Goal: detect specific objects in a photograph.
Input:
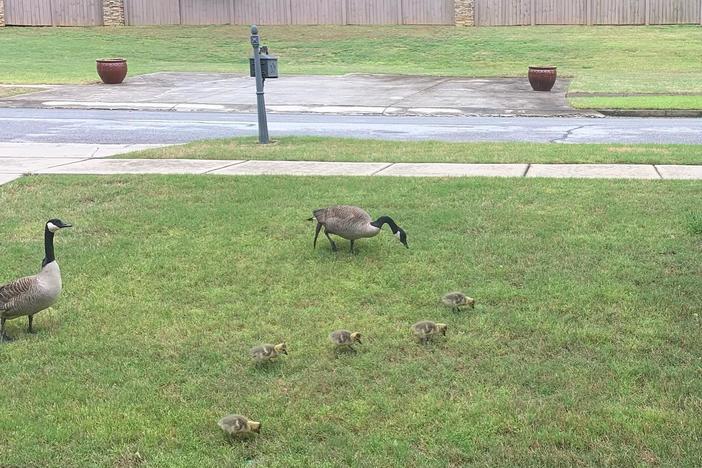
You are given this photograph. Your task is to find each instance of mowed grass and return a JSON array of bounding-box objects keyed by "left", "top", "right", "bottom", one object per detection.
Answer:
[
  {"left": 125, "top": 136, "right": 702, "bottom": 165},
  {"left": 571, "top": 96, "right": 702, "bottom": 110},
  {"left": 0, "top": 175, "right": 701, "bottom": 466},
  {"left": 0, "top": 24, "right": 701, "bottom": 104}
]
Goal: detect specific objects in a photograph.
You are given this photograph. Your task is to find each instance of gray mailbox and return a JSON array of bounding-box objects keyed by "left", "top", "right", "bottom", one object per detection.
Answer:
[{"left": 250, "top": 50, "right": 278, "bottom": 79}]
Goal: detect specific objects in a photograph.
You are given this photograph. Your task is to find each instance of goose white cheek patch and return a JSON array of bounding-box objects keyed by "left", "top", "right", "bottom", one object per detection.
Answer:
[
  {"left": 395, "top": 231, "right": 402, "bottom": 239},
  {"left": 47, "top": 222, "right": 59, "bottom": 233}
]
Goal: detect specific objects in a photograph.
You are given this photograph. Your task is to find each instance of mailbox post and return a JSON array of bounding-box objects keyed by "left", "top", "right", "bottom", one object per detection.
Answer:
[{"left": 249, "top": 25, "right": 278, "bottom": 144}]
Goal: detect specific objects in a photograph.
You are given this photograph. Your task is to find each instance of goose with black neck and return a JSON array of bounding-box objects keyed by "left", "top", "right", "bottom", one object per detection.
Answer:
[
  {"left": 0, "top": 219, "right": 72, "bottom": 342},
  {"left": 308, "top": 205, "right": 408, "bottom": 253}
]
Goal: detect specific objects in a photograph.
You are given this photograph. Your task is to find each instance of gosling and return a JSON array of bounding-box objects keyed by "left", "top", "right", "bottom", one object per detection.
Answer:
[
  {"left": 329, "top": 329, "right": 362, "bottom": 352},
  {"left": 411, "top": 320, "right": 448, "bottom": 345},
  {"left": 441, "top": 292, "right": 475, "bottom": 312},
  {"left": 218, "top": 414, "right": 261, "bottom": 440},
  {"left": 250, "top": 342, "right": 287, "bottom": 362}
]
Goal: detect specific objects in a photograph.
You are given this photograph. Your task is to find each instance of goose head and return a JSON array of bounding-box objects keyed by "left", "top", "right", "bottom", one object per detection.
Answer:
[
  {"left": 436, "top": 323, "right": 448, "bottom": 336},
  {"left": 46, "top": 219, "right": 72, "bottom": 233},
  {"left": 394, "top": 228, "right": 408, "bottom": 249}
]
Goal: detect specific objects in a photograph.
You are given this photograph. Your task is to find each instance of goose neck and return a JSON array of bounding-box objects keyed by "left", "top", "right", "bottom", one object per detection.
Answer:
[{"left": 42, "top": 226, "right": 55, "bottom": 267}]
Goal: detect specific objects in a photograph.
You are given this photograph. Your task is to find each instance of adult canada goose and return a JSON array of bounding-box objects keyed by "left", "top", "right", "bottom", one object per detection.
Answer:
[
  {"left": 0, "top": 219, "right": 72, "bottom": 343},
  {"left": 308, "top": 205, "right": 408, "bottom": 253},
  {"left": 329, "top": 329, "right": 362, "bottom": 352},
  {"left": 218, "top": 414, "right": 261, "bottom": 439},
  {"left": 441, "top": 292, "right": 475, "bottom": 312}
]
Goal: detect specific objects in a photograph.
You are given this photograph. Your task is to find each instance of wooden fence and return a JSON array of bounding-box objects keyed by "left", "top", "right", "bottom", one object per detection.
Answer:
[
  {"left": 475, "top": 0, "right": 702, "bottom": 25},
  {"left": 4, "top": 0, "right": 103, "bottom": 26},
  {"left": 123, "top": 0, "right": 455, "bottom": 25}
]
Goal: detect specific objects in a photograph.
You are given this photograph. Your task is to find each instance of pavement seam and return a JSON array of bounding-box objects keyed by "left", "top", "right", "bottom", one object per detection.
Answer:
[
  {"left": 382, "top": 78, "right": 451, "bottom": 115},
  {"left": 522, "top": 163, "right": 531, "bottom": 177},
  {"left": 200, "top": 160, "right": 249, "bottom": 174},
  {"left": 652, "top": 165, "right": 664, "bottom": 179},
  {"left": 549, "top": 124, "right": 589, "bottom": 144},
  {"left": 370, "top": 163, "right": 396, "bottom": 176}
]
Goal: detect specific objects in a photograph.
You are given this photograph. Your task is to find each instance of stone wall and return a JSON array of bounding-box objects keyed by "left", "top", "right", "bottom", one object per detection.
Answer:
[
  {"left": 454, "top": 0, "right": 475, "bottom": 26},
  {"left": 102, "top": 0, "right": 125, "bottom": 26},
  {"left": 0, "top": 0, "right": 6, "bottom": 27}
]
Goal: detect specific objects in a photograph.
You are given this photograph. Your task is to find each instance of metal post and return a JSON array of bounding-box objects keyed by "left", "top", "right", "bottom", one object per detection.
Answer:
[{"left": 250, "top": 25, "right": 270, "bottom": 144}]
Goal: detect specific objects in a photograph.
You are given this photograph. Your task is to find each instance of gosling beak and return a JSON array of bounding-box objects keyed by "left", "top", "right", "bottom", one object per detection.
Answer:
[
  {"left": 282, "top": 349, "right": 288, "bottom": 355},
  {"left": 356, "top": 339, "right": 362, "bottom": 345},
  {"left": 253, "top": 422, "right": 261, "bottom": 433}
]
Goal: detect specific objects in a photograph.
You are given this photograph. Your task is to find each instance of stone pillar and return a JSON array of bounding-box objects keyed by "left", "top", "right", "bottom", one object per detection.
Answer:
[
  {"left": 0, "top": 0, "right": 6, "bottom": 27},
  {"left": 455, "top": 0, "right": 475, "bottom": 26},
  {"left": 103, "top": 0, "right": 125, "bottom": 26}
]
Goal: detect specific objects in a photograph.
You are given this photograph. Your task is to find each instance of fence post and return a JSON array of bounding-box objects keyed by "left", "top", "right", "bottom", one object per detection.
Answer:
[
  {"left": 342, "top": 0, "right": 347, "bottom": 24},
  {"left": 587, "top": 0, "right": 593, "bottom": 25},
  {"left": 530, "top": 0, "right": 535, "bottom": 25},
  {"left": 645, "top": 0, "right": 650, "bottom": 25},
  {"left": 397, "top": 0, "right": 402, "bottom": 24}
]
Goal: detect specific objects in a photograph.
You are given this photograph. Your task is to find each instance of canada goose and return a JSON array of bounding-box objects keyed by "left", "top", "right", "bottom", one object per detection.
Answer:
[
  {"left": 441, "top": 292, "right": 475, "bottom": 312},
  {"left": 250, "top": 342, "right": 287, "bottom": 362},
  {"left": 308, "top": 205, "right": 408, "bottom": 253},
  {"left": 218, "top": 414, "right": 261, "bottom": 439},
  {"left": 411, "top": 320, "right": 447, "bottom": 345},
  {"left": 0, "top": 219, "right": 72, "bottom": 343},
  {"left": 329, "top": 329, "right": 362, "bottom": 352}
]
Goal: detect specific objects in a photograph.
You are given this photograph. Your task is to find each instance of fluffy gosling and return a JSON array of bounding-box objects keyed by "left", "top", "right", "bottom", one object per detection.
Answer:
[
  {"left": 411, "top": 320, "right": 448, "bottom": 345},
  {"left": 250, "top": 342, "right": 287, "bottom": 362},
  {"left": 218, "top": 414, "right": 261, "bottom": 439},
  {"left": 441, "top": 292, "right": 475, "bottom": 312},
  {"left": 329, "top": 329, "right": 362, "bottom": 352}
]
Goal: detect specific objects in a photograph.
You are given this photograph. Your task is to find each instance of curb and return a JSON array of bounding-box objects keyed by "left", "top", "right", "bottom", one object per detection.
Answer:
[{"left": 596, "top": 109, "right": 702, "bottom": 118}]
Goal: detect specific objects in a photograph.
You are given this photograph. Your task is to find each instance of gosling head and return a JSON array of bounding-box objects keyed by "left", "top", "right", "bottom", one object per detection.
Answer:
[
  {"left": 436, "top": 323, "right": 448, "bottom": 336},
  {"left": 249, "top": 420, "right": 262, "bottom": 433},
  {"left": 350, "top": 332, "right": 362, "bottom": 344},
  {"left": 274, "top": 342, "right": 288, "bottom": 355},
  {"left": 466, "top": 297, "right": 476, "bottom": 309},
  {"left": 46, "top": 218, "right": 72, "bottom": 233}
]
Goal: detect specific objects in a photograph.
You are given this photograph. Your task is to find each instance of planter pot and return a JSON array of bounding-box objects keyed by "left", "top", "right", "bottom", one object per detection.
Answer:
[
  {"left": 528, "top": 66, "right": 557, "bottom": 92},
  {"left": 96, "top": 58, "right": 128, "bottom": 84}
]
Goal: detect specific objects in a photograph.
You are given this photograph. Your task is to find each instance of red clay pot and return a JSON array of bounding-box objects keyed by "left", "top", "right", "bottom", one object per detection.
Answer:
[
  {"left": 96, "top": 58, "right": 128, "bottom": 84},
  {"left": 528, "top": 66, "right": 557, "bottom": 92}
]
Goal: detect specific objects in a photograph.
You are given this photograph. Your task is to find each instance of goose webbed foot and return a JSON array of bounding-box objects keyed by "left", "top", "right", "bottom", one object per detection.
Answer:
[{"left": 0, "top": 333, "right": 13, "bottom": 343}]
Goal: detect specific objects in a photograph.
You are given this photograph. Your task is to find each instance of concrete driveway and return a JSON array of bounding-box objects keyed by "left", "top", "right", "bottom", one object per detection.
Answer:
[{"left": 1, "top": 72, "right": 597, "bottom": 118}]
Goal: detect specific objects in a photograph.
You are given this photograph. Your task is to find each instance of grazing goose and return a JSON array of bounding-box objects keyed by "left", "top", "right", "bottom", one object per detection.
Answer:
[
  {"left": 441, "top": 292, "right": 475, "bottom": 312},
  {"left": 0, "top": 219, "right": 72, "bottom": 343},
  {"left": 308, "top": 205, "right": 408, "bottom": 253},
  {"left": 329, "top": 329, "right": 362, "bottom": 352},
  {"left": 411, "top": 320, "right": 447, "bottom": 345},
  {"left": 218, "top": 414, "right": 261, "bottom": 439},
  {"left": 250, "top": 342, "right": 287, "bottom": 362}
]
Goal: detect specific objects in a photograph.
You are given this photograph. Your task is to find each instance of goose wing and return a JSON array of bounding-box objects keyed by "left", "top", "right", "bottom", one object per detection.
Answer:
[
  {"left": 313, "top": 206, "right": 372, "bottom": 234},
  {"left": 0, "top": 276, "right": 34, "bottom": 312}
]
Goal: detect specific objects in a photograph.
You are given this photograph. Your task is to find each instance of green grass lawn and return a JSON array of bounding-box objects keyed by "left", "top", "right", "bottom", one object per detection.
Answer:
[
  {"left": 570, "top": 95, "right": 702, "bottom": 110},
  {"left": 0, "top": 25, "right": 701, "bottom": 108},
  {"left": 0, "top": 174, "right": 700, "bottom": 466},
  {"left": 124, "top": 136, "right": 702, "bottom": 165}
]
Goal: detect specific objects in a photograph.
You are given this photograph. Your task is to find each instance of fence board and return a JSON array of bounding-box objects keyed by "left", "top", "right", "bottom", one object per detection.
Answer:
[
  {"left": 180, "top": 0, "right": 230, "bottom": 24},
  {"left": 346, "top": 0, "right": 399, "bottom": 24},
  {"left": 233, "top": 0, "right": 291, "bottom": 25},
  {"left": 476, "top": 0, "right": 530, "bottom": 25},
  {"left": 5, "top": 0, "right": 52, "bottom": 25},
  {"left": 125, "top": 0, "right": 181, "bottom": 25},
  {"left": 402, "top": 0, "right": 454, "bottom": 24},
  {"left": 290, "top": 0, "right": 345, "bottom": 24},
  {"left": 51, "top": 0, "right": 102, "bottom": 26},
  {"left": 648, "top": 0, "right": 700, "bottom": 23},
  {"left": 592, "top": 0, "right": 645, "bottom": 24},
  {"left": 534, "top": 0, "right": 586, "bottom": 24}
]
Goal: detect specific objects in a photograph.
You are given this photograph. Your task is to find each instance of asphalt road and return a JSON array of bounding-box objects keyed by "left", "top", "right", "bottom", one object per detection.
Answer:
[{"left": 1, "top": 108, "right": 701, "bottom": 145}]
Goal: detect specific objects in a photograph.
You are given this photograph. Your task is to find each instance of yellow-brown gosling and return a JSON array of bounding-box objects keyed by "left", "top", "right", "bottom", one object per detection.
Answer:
[
  {"left": 218, "top": 414, "right": 261, "bottom": 440},
  {"left": 411, "top": 320, "right": 448, "bottom": 345},
  {"left": 329, "top": 329, "right": 362, "bottom": 352},
  {"left": 441, "top": 292, "right": 475, "bottom": 312},
  {"left": 250, "top": 342, "right": 287, "bottom": 362}
]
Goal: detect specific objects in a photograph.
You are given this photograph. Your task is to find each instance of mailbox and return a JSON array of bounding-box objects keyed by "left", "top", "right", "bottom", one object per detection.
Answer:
[{"left": 250, "top": 53, "right": 278, "bottom": 79}]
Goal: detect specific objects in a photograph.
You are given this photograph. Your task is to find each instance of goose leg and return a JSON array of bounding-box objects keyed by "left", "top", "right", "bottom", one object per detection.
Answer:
[
  {"left": 349, "top": 239, "right": 355, "bottom": 254},
  {"left": 324, "top": 230, "right": 338, "bottom": 252},
  {"left": 28, "top": 315, "right": 35, "bottom": 334},
  {"left": 313, "top": 222, "right": 323, "bottom": 249},
  {"left": 0, "top": 317, "right": 12, "bottom": 343}
]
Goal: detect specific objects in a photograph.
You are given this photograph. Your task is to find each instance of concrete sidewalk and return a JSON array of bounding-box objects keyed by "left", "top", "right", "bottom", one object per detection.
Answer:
[
  {"left": 1, "top": 72, "right": 599, "bottom": 118},
  {"left": 1, "top": 142, "right": 700, "bottom": 185}
]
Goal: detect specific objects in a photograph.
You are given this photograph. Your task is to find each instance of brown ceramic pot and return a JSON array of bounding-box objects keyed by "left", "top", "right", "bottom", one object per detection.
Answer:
[
  {"left": 528, "top": 66, "right": 557, "bottom": 92},
  {"left": 96, "top": 58, "right": 128, "bottom": 84}
]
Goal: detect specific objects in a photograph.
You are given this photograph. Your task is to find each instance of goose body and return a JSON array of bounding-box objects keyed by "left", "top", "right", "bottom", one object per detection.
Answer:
[
  {"left": 1, "top": 219, "right": 71, "bottom": 342},
  {"left": 329, "top": 329, "right": 362, "bottom": 351},
  {"left": 309, "top": 205, "right": 408, "bottom": 253},
  {"left": 218, "top": 414, "right": 261, "bottom": 437},
  {"left": 250, "top": 342, "right": 287, "bottom": 362},
  {"left": 441, "top": 292, "right": 475, "bottom": 312},
  {"left": 411, "top": 320, "right": 447, "bottom": 345}
]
